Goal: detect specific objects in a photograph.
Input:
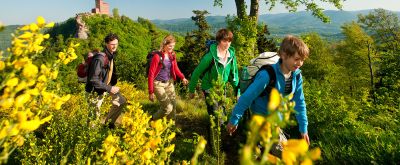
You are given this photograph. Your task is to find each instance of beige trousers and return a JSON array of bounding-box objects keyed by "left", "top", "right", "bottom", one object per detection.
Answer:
[
  {"left": 152, "top": 80, "right": 176, "bottom": 120},
  {"left": 86, "top": 92, "right": 126, "bottom": 125}
]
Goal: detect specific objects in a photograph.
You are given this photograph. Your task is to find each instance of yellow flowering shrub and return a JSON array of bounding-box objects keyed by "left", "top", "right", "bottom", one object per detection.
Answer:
[
  {"left": 97, "top": 82, "right": 176, "bottom": 165},
  {"left": 0, "top": 16, "right": 78, "bottom": 163},
  {"left": 240, "top": 88, "right": 321, "bottom": 164}
]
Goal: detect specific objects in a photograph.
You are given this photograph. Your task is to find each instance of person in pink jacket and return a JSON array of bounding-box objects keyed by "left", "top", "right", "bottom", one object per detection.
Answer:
[{"left": 148, "top": 34, "right": 188, "bottom": 120}]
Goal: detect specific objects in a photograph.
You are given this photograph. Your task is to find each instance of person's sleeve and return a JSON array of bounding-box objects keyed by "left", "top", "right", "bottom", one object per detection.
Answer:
[
  {"left": 293, "top": 74, "right": 308, "bottom": 134},
  {"left": 148, "top": 54, "right": 160, "bottom": 94},
  {"left": 188, "top": 53, "right": 213, "bottom": 93},
  {"left": 89, "top": 59, "right": 112, "bottom": 92},
  {"left": 229, "top": 71, "right": 270, "bottom": 126}
]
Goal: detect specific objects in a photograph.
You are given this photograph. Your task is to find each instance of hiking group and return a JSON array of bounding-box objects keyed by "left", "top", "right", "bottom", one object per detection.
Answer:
[{"left": 82, "top": 29, "right": 310, "bottom": 157}]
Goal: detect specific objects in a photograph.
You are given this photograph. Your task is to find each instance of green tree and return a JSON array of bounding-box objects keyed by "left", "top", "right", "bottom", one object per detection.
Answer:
[
  {"left": 300, "top": 32, "right": 335, "bottom": 81},
  {"left": 112, "top": 8, "right": 120, "bottom": 18},
  {"left": 334, "top": 22, "right": 375, "bottom": 98},
  {"left": 358, "top": 9, "right": 400, "bottom": 106},
  {"left": 256, "top": 24, "right": 277, "bottom": 53},
  {"left": 179, "top": 10, "right": 213, "bottom": 77}
]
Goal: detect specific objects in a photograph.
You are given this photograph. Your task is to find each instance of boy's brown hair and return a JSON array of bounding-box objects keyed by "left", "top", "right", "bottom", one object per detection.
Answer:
[
  {"left": 216, "top": 28, "right": 233, "bottom": 43},
  {"left": 278, "top": 35, "right": 309, "bottom": 59}
]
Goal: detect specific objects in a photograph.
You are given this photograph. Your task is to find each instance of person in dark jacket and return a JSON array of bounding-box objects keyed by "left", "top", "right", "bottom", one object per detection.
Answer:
[{"left": 85, "top": 33, "right": 126, "bottom": 128}]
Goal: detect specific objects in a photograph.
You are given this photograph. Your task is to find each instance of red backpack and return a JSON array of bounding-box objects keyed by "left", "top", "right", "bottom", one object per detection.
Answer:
[{"left": 77, "top": 52, "right": 109, "bottom": 83}]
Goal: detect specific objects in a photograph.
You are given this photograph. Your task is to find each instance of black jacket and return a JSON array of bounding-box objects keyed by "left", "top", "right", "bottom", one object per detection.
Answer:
[{"left": 85, "top": 47, "right": 118, "bottom": 95}]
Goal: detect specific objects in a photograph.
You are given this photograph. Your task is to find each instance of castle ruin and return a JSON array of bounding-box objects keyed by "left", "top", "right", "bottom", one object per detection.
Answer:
[{"left": 91, "top": 0, "right": 109, "bottom": 15}]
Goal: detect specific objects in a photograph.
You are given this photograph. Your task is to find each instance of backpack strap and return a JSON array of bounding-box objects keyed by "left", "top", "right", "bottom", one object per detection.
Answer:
[
  {"left": 259, "top": 65, "right": 276, "bottom": 97},
  {"left": 154, "top": 51, "right": 164, "bottom": 68},
  {"left": 93, "top": 52, "right": 109, "bottom": 68}
]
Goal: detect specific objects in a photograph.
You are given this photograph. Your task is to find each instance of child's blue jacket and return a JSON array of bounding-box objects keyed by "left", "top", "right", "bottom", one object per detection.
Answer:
[{"left": 229, "top": 60, "right": 308, "bottom": 133}]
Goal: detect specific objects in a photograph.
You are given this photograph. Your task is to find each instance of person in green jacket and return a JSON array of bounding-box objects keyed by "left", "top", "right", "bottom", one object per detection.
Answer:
[{"left": 188, "top": 28, "right": 240, "bottom": 117}]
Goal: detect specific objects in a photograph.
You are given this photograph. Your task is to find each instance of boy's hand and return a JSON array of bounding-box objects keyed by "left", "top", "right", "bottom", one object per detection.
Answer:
[
  {"left": 301, "top": 133, "right": 310, "bottom": 145},
  {"left": 227, "top": 122, "right": 238, "bottom": 136}
]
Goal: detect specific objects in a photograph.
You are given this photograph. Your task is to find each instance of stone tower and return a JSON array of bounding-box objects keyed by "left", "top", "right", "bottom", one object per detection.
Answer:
[{"left": 91, "top": 0, "right": 109, "bottom": 15}]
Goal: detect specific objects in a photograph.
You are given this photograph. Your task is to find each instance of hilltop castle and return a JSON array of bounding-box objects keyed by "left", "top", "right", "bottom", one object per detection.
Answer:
[{"left": 91, "top": 0, "right": 109, "bottom": 15}]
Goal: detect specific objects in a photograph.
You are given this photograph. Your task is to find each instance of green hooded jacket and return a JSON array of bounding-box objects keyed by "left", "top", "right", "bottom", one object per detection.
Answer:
[{"left": 188, "top": 43, "right": 240, "bottom": 95}]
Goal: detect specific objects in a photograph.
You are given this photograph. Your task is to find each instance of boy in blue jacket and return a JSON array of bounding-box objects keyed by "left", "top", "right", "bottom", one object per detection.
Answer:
[{"left": 227, "top": 35, "right": 310, "bottom": 145}]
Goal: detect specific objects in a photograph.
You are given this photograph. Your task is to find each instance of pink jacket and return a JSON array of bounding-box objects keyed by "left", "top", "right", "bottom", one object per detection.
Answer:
[{"left": 147, "top": 51, "right": 185, "bottom": 94}]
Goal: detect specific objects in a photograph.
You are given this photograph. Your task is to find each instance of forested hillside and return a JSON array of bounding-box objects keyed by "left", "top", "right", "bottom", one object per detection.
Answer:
[
  {"left": 1, "top": 7, "right": 399, "bottom": 165},
  {"left": 153, "top": 9, "right": 400, "bottom": 40}
]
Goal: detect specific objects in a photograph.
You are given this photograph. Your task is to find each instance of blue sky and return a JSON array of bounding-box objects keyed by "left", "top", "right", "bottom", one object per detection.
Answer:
[{"left": 0, "top": 0, "right": 399, "bottom": 25}]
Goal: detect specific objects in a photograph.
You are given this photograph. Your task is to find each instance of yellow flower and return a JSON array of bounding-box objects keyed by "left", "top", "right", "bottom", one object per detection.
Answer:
[
  {"left": 15, "top": 81, "right": 27, "bottom": 92},
  {"left": 38, "top": 75, "right": 47, "bottom": 82},
  {"left": 165, "top": 144, "right": 175, "bottom": 152},
  {"left": 9, "top": 125, "right": 20, "bottom": 136},
  {"left": 268, "top": 88, "right": 281, "bottom": 110},
  {"left": 142, "top": 150, "right": 152, "bottom": 160},
  {"left": 13, "top": 47, "right": 24, "bottom": 56},
  {"left": 283, "top": 139, "right": 309, "bottom": 155},
  {"left": 61, "top": 94, "right": 71, "bottom": 101},
  {"left": 19, "top": 115, "right": 51, "bottom": 131},
  {"left": 37, "top": 16, "right": 46, "bottom": 27},
  {"left": 267, "top": 154, "right": 278, "bottom": 164},
  {"left": 282, "top": 150, "right": 296, "bottom": 165},
  {"left": 151, "top": 120, "right": 163, "bottom": 132},
  {"left": 0, "top": 98, "right": 14, "bottom": 109},
  {"left": 30, "top": 23, "right": 39, "bottom": 32},
  {"left": 0, "top": 128, "right": 7, "bottom": 139},
  {"left": 17, "top": 111, "right": 27, "bottom": 122},
  {"left": 251, "top": 115, "right": 265, "bottom": 126},
  {"left": 288, "top": 93, "right": 294, "bottom": 100},
  {"left": 22, "top": 63, "right": 38, "bottom": 78},
  {"left": 27, "top": 79, "right": 36, "bottom": 87},
  {"left": 20, "top": 25, "right": 30, "bottom": 31},
  {"left": 167, "top": 132, "right": 176, "bottom": 140},
  {"left": 149, "top": 138, "right": 161, "bottom": 149},
  {"left": 50, "top": 70, "right": 58, "bottom": 79},
  {"left": 309, "top": 148, "right": 321, "bottom": 160},
  {"left": 19, "top": 32, "right": 33, "bottom": 39},
  {"left": 12, "top": 135, "right": 25, "bottom": 146},
  {"left": 6, "top": 77, "right": 19, "bottom": 87},
  {"left": 15, "top": 93, "right": 31, "bottom": 108},
  {"left": 197, "top": 137, "right": 207, "bottom": 151},
  {"left": 55, "top": 101, "right": 63, "bottom": 110},
  {"left": 260, "top": 122, "right": 272, "bottom": 140},
  {"left": 301, "top": 158, "right": 312, "bottom": 165},
  {"left": 284, "top": 111, "right": 291, "bottom": 121},
  {"left": 45, "top": 22, "right": 55, "bottom": 28},
  {"left": 12, "top": 57, "right": 30, "bottom": 69},
  {"left": 58, "top": 52, "right": 65, "bottom": 60},
  {"left": 19, "top": 119, "right": 41, "bottom": 131},
  {"left": 0, "top": 61, "right": 5, "bottom": 70}
]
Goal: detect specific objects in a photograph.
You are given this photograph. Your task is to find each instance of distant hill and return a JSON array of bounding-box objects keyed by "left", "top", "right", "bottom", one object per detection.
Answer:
[
  {"left": 152, "top": 9, "right": 400, "bottom": 40},
  {"left": 0, "top": 25, "right": 19, "bottom": 51}
]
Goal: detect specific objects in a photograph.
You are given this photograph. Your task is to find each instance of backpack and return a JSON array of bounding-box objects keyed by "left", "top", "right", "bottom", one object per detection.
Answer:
[
  {"left": 77, "top": 52, "right": 109, "bottom": 83},
  {"left": 146, "top": 51, "right": 164, "bottom": 76},
  {"left": 240, "top": 52, "right": 301, "bottom": 96},
  {"left": 199, "top": 40, "right": 217, "bottom": 79},
  {"left": 239, "top": 52, "right": 280, "bottom": 96}
]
